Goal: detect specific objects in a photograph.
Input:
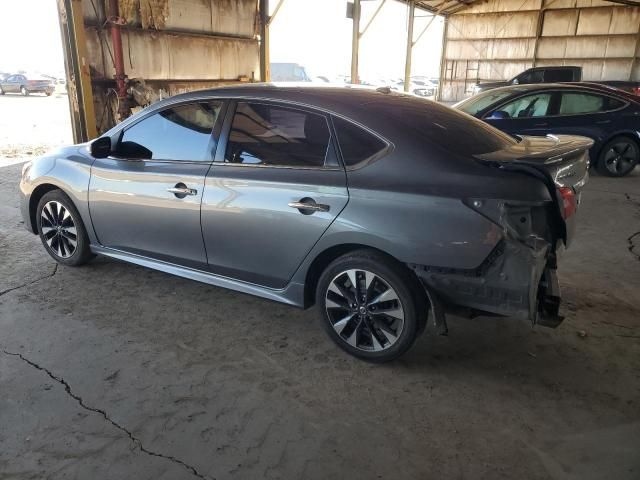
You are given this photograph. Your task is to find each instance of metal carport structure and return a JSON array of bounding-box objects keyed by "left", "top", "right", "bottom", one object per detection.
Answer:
[{"left": 57, "top": 0, "right": 640, "bottom": 142}]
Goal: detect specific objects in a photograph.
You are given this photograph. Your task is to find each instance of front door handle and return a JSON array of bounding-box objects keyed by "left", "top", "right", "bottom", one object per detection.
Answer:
[
  {"left": 533, "top": 123, "right": 548, "bottom": 127},
  {"left": 288, "top": 197, "right": 330, "bottom": 215},
  {"left": 167, "top": 183, "right": 197, "bottom": 199}
]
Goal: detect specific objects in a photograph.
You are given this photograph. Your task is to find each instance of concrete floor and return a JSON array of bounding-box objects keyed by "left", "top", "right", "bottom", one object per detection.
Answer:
[{"left": 1, "top": 97, "right": 639, "bottom": 479}]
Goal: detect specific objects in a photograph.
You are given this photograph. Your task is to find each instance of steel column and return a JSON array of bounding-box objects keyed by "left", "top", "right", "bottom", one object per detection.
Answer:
[
  {"left": 351, "top": 0, "right": 361, "bottom": 84},
  {"left": 403, "top": 0, "right": 415, "bottom": 92},
  {"left": 259, "top": 0, "right": 270, "bottom": 81},
  {"left": 107, "top": 0, "right": 129, "bottom": 121},
  {"left": 56, "top": 0, "right": 97, "bottom": 142},
  {"left": 437, "top": 16, "right": 449, "bottom": 101}
]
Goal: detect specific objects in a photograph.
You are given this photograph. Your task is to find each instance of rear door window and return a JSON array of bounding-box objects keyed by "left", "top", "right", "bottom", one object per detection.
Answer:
[
  {"left": 332, "top": 117, "right": 388, "bottom": 167},
  {"left": 224, "top": 102, "right": 331, "bottom": 167},
  {"left": 558, "top": 93, "right": 622, "bottom": 115}
]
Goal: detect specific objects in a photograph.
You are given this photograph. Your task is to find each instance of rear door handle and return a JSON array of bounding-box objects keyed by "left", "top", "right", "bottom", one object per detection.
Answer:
[
  {"left": 167, "top": 183, "right": 197, "bottom": 198},
  {"left": 288, "top": 198, "right": 330, "bottom": 215},
  {"left": 533, "top": 123, "right": 548, "bottom": 127}
]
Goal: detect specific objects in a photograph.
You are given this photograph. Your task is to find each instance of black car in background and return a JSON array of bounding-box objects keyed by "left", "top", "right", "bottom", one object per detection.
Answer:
[
  {"left": 0, "top": 74, "right": 54, "bottom": 96},
  {"left": 455, "top": 83, "right": 640, "bottom": 177},
  {"left": 472, "top": 66, "right": 581, "bottom": 94}
]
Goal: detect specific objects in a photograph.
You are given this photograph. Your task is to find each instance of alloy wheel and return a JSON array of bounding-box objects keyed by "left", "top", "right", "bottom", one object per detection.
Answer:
[
  {"left": 603, "top": 141, "right": 638, "bottom": 175},
  {"left": 40, "top": 201, "right": 78, "bottom": 258},
  {"left": 325, "top": 269, "right": 404, "bottom": 352}
]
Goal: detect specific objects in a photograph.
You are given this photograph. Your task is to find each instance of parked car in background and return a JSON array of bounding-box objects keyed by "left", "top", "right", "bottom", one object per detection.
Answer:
[
  {"left": 472, "top": 66, "right": 582, "bottom": 94},
  {"left": 269, "top": 63, "right": 311, "bottom": 82},
  {"left": 20, "top": 85, "right": 591, "bottom": 362},
  {"left": 0, "top": 74, "right": 55, "bottom": 96},
  {"left": 455, "top": 83, "right": 640, "bottom": 177}
]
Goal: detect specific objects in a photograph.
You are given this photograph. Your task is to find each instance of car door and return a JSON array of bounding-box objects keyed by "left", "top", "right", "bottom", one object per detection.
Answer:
[
  {"left": 5, "top": 75, "right": 19, "bottom": 93},
  {"left": 540, "top": 91, "right": 628, "bottom": 147},
  {"left": 201, "top": 100, "right": 349, "bottom": 288},
  {"left": 482, "top": 91, "right": 554, "bottom": 137},
  {"left": 89, "top": 100, "right": 225, "bottom": 269}
]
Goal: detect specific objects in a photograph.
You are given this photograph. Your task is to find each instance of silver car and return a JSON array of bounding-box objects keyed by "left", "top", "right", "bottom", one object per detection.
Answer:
[{"left": 20, "top": 85, "right": 591, "bottom": 362}]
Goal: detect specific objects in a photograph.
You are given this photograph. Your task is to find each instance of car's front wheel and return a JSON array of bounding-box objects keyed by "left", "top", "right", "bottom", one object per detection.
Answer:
[
  {"left": 316, "top": 250, "right": 424, "bottom": 362},
  {"left": 596, "top": 136, "right": 639, "bottom": 177},
  {"left": 36, "top": 190, "right": 93, "bottom": 266}
]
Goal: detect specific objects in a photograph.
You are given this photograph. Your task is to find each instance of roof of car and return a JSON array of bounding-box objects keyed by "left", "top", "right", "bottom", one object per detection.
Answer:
[
  {"left": 471, "top": 82, "right": 634, "bottom": 97},
  {"left": 165, "top": 83, "right": 431, "bottom": 115}
]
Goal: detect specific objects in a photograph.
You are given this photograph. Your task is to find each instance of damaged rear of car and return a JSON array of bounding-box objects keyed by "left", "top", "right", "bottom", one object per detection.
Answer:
[{"left": 331, "top": 96, "right": 592, "bottom": 339}]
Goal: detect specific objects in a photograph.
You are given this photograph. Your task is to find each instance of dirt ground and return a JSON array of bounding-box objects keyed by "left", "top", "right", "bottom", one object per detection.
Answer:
[{"left": 0, "top": 95, "right": 639, "bottom": 480}]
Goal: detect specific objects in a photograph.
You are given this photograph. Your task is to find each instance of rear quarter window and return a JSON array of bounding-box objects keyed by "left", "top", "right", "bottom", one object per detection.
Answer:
[{"left": 332, "top": 116, "right": 388, "bottom": 167}]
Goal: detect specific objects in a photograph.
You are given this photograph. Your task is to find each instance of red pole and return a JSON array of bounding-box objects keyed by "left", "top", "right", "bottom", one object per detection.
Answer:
[{"left": 108, "top": 0, "right": 129, "bottom": 121}]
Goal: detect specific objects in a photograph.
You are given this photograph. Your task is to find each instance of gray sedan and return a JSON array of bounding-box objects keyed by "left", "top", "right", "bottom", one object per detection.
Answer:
[{"left": 19, "top": 85, "right": 591, "bottom": 362}]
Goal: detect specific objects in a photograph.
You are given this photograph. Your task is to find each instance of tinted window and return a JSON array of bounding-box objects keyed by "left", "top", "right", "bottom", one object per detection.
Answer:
[
  {"left": 495, "top": 93, "right": 552, "bottom": 118},
  {"left": 558, "top": 93, "right": 622, "bottom": 115},
  {"left": 515, "top": 70, "right": 543, "bottom": 84},
  {"left": 225, "top": 102, "right": 330, "bottom": 167},
  {"left": 544, "top": 69, "right": 573, "bottom": 82},
  {"left": 119, "top": 102, "right": 221, "bottom": 161},
  {"left": 333, "top": 117, "right": 387, "bottom": 166},
  {"left": 383, "top": 98, "right": 515, "bottom": 157}
]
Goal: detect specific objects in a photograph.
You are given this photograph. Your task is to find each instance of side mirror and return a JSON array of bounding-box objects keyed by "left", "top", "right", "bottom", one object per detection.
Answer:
[
  {"left": 486, "top": 110, "right": 511, "bottom": 120},
  {"left": 90, "top": 137, "right": 112, "bottom": 158},
  {"left": 117, "top": 141, "right": 152, "bottom": 160}
]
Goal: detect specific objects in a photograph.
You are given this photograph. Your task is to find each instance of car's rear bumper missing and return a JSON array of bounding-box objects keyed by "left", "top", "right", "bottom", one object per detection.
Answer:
[{"left": 409, "top": 237, "right": 563, "bottom": 327}]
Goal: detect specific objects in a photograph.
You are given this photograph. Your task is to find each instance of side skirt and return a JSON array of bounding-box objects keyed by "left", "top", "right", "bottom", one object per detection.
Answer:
[{"left": 90, "top": 245, "right": 305, "bottom": 308}]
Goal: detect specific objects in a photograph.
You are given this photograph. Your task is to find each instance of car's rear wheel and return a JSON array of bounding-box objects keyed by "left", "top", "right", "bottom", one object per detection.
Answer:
[
  {"left": 36, "top": 190, "right": 93, "bottom": 266},
  {"left": 596, "top": 136, "right": 639, "bottom": 177},
  {"left": 0, "top": 86, "right": 4, "bottom": 95},
  {"left": 316, "top": 250, "right": 423, "bottom": 362},
  {"left": 20, "top": 86, "right": 29, "bottom": 96}
]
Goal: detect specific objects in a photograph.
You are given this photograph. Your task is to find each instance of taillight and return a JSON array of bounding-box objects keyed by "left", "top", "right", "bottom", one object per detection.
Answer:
[
  {"left": 633, "top": 86, "right": 640, "bottom": 96},
  {"left": 558, "top": 187, "right": 577, "bottom": 219}
]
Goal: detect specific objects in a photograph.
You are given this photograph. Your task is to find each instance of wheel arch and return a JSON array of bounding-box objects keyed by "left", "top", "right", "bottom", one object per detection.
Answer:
[
  {"left": 597, "top": 131, "right": 640, "bottom": 159},
  {"left": 29, "top": 184, "right": 65, "bottom": 233},
  {"left": 302, "top": 243, "right": 427, "bottom": 310}
]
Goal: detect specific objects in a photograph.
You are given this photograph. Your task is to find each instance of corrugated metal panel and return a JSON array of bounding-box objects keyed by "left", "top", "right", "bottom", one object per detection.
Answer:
[
  {"left": 446, "top": 38, "right": 536, "bottom": 60},
  {"left": 448, "top": 11, "right": 539, "bottom": 39},
  {"left": 441, "top": 2, "right": 640, "bottom": 101},
  {"left": 86, "top": 28, "right": 259, "bottom": 81},
  {"left": 455, "top": 0, "right": 542, "bottom": 14}
]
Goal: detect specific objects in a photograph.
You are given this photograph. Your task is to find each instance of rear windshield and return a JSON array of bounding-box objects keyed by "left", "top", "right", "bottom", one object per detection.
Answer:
[{"left": 381, "top": 97, "right": 516, "bottom": 157}]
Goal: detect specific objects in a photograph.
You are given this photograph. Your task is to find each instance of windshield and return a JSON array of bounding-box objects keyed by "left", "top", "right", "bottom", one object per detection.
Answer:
[{"left": 455, "top": 90, "right": 520, "bottom": 116}]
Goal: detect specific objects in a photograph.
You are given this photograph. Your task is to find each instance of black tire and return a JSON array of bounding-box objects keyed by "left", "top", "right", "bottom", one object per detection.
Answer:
[
  {"left": 36, "top": 190, "right": 93, "bottom": 266},
  {"left": 0, "top": 86, "right": 4, "bottom": 95},
  {"left": 316, "top": 249, "right": 425, "bottom": 363},
  {"left": 596, "top": 136, "right": 639, "bottom": 177},
  {"left": 20, "top": 86, "right": 29, "bottom": 96},
  {"left": 45, "top": 91, "right": 52, "bottom": 97}
]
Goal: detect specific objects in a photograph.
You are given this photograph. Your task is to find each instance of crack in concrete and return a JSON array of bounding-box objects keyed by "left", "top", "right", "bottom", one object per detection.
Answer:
[
  {"left": 2, "top": 349, "right": 214, "bottom": 480},
  {"left": 0, "top": 264, "right": 58, "bottom": 297},
  {"left": 625, "top": 194, "right": 640, "bottom": 261}
]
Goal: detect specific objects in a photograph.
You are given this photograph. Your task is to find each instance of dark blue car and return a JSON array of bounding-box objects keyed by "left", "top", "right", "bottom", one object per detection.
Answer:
[{"left": 454, "top": 83, "right": 640, "bottom": 177}]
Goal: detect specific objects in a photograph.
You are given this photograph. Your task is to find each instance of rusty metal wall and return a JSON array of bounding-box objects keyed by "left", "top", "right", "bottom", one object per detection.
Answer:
[
  {"left": 79, "top": 0, "right": 259, "bottom": 133},
  {"left": 440, "top": 0, "right": 640, "bottom": 101}
]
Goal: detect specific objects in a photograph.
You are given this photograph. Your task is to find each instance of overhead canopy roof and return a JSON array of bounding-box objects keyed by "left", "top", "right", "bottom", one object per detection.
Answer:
[{"left": 400, "top": 0, "right": 639, "bottom": 16}]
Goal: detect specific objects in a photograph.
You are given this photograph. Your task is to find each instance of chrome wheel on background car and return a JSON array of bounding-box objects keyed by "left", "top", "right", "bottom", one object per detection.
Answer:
[
  {"left": 326, "top": 269, "right": 405, "bottom": 352},
  {"left": 40, "top": 201, "right": 77, "bottom": 258},
  {"left": 598, "top": 137, "right": 639, "bottom": 177}
]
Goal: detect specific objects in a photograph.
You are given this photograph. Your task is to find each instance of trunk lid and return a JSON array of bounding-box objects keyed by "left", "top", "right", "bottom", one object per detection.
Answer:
[{"left": 474, "top": 134, "right": 593, "bottom": 246}]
